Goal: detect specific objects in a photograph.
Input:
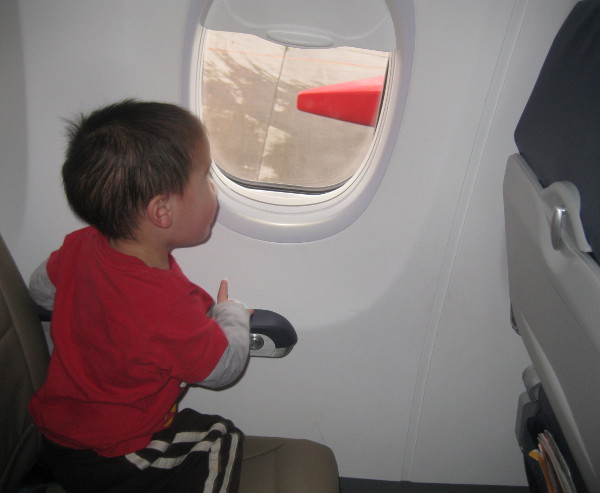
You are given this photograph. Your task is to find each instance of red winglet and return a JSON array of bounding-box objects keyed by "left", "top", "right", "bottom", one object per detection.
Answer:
[{"left": 297, "top": 76, "right": 384, "bottom": 126}]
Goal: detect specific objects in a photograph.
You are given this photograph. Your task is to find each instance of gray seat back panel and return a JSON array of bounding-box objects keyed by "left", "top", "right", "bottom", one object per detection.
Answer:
[{"left": 504, "top": 154, "right": 600, "bottom": 492}]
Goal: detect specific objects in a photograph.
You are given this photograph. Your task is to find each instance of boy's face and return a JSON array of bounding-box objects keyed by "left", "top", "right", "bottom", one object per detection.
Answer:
[{"left": 169, "top": 132, "right": 218, "bottom": 248}]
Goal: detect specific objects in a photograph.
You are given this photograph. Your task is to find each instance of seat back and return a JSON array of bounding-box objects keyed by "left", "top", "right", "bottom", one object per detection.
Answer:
[
  {"left": 504, "top": 2, "right": 600, "bottom": 491},
  {"left": 0, "top": 233, "right": 50, "bottom": 492}
]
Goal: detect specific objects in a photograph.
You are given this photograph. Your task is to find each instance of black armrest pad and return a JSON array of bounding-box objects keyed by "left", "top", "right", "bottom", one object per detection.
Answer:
[
  {"left": 250, "top": 309, "right": 298, "bottom": 349},
  {"left": 35, "top": 304, "right": 52, "bottom": 322}
]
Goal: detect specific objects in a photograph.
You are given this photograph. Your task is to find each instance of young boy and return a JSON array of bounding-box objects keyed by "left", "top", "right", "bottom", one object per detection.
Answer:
[{"left": 28, "top": 100, "right": 251, "bottom": 492}]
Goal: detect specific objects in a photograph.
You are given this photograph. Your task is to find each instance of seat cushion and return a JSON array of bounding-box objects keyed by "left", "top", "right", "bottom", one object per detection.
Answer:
[{"left": 240, "top": 437, "right": 339, "bottom": 493}]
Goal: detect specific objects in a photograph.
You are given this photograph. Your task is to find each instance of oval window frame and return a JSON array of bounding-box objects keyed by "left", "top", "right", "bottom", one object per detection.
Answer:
[{"left": 182, "top": 0, "right": 415, "bottom": 243}]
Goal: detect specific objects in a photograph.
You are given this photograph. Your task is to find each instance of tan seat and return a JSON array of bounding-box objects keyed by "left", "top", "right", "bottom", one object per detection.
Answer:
[
  {"left": 241, "top": 437, "right": 339, "bottom": 493},
  {"left": 0, "top": 232, "right": 339, "bottom": 492}
]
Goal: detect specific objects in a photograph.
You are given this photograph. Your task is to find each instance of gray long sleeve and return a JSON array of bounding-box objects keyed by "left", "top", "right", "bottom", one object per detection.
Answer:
[
  {"left": 29, "top": 259, "right": 55, "bottom": 311},
  {"left": 199, "top": 300, "right": 250, "bottom": 388}
]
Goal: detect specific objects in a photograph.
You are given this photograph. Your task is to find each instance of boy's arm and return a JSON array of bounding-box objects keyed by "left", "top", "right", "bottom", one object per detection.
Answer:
[
  {"left": 29, "top": 259, "right": 56, "bottom": 311},
  {"left": 199, "top": 300, "right": 250, "bottom": 388}
]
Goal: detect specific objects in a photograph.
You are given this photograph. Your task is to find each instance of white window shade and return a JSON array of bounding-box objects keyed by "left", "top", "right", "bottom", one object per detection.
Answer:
[{"left": 201, "top": 0, "right": 396, "bottom": 50}]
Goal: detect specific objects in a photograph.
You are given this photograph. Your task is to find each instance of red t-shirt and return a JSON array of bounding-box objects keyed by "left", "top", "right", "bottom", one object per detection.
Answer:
[{"left": 29, "top": 227, "right": 227, "bottom": 456}]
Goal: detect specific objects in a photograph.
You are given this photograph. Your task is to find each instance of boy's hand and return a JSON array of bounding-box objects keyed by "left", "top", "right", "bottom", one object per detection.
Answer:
[
  {"left": 217, "top": 279, "right": 229, "bottom": 304},
  {"left": 217, "top": 279, "right": 254, "bottom": 315}
]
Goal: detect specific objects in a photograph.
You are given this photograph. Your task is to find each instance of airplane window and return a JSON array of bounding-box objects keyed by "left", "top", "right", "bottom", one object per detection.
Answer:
[
  {"left": 183, "top": 0, "right": 413, "bottom": 242},
  {"left": 200, "top": 30, "right": 389, "bottom": 194}
]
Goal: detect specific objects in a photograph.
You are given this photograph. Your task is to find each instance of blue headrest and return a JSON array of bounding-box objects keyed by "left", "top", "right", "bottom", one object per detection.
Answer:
[{"left": 514, "top": 0, "right": 600, "bottom": 259}]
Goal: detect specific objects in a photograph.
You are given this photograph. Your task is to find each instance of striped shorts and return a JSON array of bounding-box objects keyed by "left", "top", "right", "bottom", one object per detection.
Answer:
[{"left": 40, "top": 409, "right": 244, "bottom": 493}]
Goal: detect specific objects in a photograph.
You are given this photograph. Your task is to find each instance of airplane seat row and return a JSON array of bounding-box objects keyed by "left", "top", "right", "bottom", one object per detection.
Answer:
[
  {"left": 504, "top": 1, "right": 600, "bottom": 492},
  {"left": 0, "top": 231, "right": 339, "bottom": 492}
]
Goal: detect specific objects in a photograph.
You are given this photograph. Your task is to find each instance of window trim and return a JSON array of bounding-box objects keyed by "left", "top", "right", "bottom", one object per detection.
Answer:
[{"left": 182, "top": 0, "right": 415, "bottom": 243}]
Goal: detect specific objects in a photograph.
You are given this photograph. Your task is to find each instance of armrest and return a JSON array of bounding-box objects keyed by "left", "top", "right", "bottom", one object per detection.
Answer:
[
  {"left": 35, "top": 304, "right": 52, "bottom": 322},
  {"left": 250, "top": 309, "right": 298, "bottom": 358}
]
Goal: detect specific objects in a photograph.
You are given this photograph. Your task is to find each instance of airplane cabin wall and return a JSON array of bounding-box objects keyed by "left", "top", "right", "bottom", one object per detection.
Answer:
[{"left": 0, "top": 0, "right": 575, "bottom": 486}]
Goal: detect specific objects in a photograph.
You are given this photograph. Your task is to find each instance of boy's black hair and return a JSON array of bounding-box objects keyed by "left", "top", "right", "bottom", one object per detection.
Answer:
[{"left": 62, "top": 99, "right": 205, "bottom": 239}]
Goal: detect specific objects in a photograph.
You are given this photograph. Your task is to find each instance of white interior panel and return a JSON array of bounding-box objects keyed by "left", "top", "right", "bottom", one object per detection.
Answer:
[{"left": 408, "top": 0, "right": 577, "bottom": 484}]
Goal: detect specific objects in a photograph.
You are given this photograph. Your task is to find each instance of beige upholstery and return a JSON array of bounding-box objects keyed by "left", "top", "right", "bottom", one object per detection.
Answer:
[
  {"left": 0, "top": 234, "right": 50, "bottom": 492},
  {"left": 240, "top": 437, "right": 339, "bottom": 493},
  {"left": 0, "top": 232, "right": 339, "bottom": 492}
]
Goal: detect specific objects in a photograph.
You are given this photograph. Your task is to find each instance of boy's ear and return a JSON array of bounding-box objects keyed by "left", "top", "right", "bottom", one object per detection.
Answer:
[{"left": 146, "top": 194, "right": 173, "bottom": 228}]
